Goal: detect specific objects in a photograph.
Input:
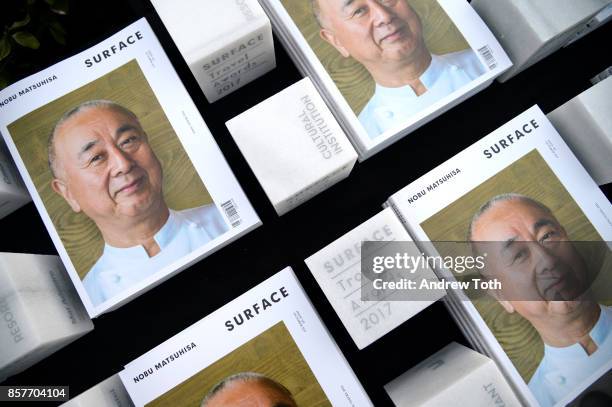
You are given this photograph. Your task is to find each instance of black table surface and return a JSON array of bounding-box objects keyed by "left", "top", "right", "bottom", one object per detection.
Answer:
[{"left": 1, "top": 1, "right": 611, "bottom": 406}]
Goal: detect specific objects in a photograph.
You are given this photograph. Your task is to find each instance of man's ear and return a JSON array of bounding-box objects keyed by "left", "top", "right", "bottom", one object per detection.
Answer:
[
  {"left": 51, "top": 178, "right": 81, "bottom": 213},
  {"left": 320, "top": 28, "right": 351, "bottom": 58}
]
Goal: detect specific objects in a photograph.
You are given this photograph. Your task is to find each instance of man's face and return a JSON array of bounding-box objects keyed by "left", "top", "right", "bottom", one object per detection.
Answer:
[
  {"left": 470, "top": 199, "right": 590, "bottom": 321},
  {"left": 51, "top": 106, "right": 164, "bottom": 223},
  {"left": 204, "top": 380, "right": 297, "bottom": 407},
  {"left": 317, "top": 0, "right": 425, "bottom": 65}
]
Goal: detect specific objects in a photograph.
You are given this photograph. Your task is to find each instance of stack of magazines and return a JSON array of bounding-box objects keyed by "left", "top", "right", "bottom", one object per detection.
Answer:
[
  {"left": 259, "top": 0, "right": 512, "bottom": 159},
  {"left": 383, "top": 106, "right": 612, "bottom": 406},
  {"left": 0, "top": 19, "right": 261, "bottom": 318}
]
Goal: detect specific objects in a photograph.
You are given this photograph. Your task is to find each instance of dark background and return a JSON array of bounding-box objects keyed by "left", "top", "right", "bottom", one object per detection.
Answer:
[{"left": 1, "top": 0, "right": 610, "bottom": 405}]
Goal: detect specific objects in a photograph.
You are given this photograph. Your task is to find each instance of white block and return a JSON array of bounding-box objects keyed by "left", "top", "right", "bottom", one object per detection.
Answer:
[
  {"left": 472, "top": 0, "right": 610, "bottom": 82},
  {"left": 0, "top": 141, "right": 30, "bottom": 219},
  {"left": 305, "top": 208, "right": 443, "bottom": 349},
  {"left": 385, "top": 342, "right": 521, "bottom": 407},
  {"left": 61, "top": 375, "right": 133, "bottom": 407},
  {"left": 0, "top": 253, "right": 93, "bottom": 381},
  {"left": 151, "top": 0, "right": 276, "bottom": 103},
  {"left": 226, "top": 78, "right": 358, "bottom": 215},
  {"left": 565, "top": 3, "right": 612, "bottom": 46},
  {"left": 548, "top": 76, "right": 612, "bottom": 185}
]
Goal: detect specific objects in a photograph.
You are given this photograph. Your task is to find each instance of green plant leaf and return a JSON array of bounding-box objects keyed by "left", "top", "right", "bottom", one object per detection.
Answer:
[
  {"left": 0, "top": 35, "right": 11, "bottom": 61},
  {"left": 9, "top": 14, "right": 31, "bottom": 31},
  {"left": 12, "top": 31, "right": 40, "bottom": 49},
  {"left": 49, "top": 21, "right": 66, "bottom": 45}
]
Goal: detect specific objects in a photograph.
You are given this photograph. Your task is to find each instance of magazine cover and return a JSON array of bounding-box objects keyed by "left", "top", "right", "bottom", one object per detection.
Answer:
[
  {"left": 260, "top": 0, "right": 511, "bottom": 158},
  {"left": 120, "top": 267, "right": 372, "bottom": 406},
  {"left": 0, "top": 18, "right": 261, "bottom": 317},
  {"left": 387, "top": 106, "right": 612, "bottom": 406}
]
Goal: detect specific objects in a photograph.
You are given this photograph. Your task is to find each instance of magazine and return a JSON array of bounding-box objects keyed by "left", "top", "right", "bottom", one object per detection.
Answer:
[
  {"left": 385, "top": 106, "right": 612, "bottom": 406},
  {"left": 307, "top": 105, "right": 611, "bottom": 406},
  {"left": 119, "top": 267, "right": 372, "bottom": 406},
  {"left": 258, "top": 0, "right": 512, "bottom": 159},
  {"left": 0, "top": 18, "right": 261, "bottom": 317}
]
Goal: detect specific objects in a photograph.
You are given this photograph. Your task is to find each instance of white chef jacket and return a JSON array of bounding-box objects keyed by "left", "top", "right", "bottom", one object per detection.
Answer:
[
  {"left": 83, "top": 204, "right": 228, "bottom": 306},
  {"left": 358, "top": 50, "right": 485, "bottom": 138},
  {"left": 528, "top": 305, "right": 612, "bottom": 407}
]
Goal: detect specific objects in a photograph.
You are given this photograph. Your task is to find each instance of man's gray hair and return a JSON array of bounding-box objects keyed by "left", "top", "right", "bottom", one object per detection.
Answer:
[
  {"left": 310, "top": 0, "right": 323, "bottom": 27},
  {"left": 467, "top": 193, "right": 554, "bottom": 242},
  {"left": 200, "top": 372, "right": 295, "bottom": 407},
  {"left": 48, "top": 100, "right": 138, "bottom": 178}
]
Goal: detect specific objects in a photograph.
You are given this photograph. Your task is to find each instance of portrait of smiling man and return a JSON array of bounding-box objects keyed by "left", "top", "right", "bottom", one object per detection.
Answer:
[
  {"left": 48, "top": 100, "right": 228, "bottom": 306},
  {"left": 468, "top": 193, "right": 612, "bottom": 407},
  {"left": 311, "top": 0, "right": 485, "bottom": 138}
]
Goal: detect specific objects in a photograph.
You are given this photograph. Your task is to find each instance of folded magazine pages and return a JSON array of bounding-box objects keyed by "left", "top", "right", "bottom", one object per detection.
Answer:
[
  {"left": 258, "top": 0, "right": 512, "bottom": 159},
  {"left": 119, "top": 267, "right": 373, "bottom": 406},
  {"left": 0, "top": 19, "right": 261, "bottom": 317}
]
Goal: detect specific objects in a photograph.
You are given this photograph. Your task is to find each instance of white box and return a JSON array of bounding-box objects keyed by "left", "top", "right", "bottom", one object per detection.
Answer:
[
  {"left": 0, "top": 141, "right": 30, "bottom": 219},
  {"left": 0, "top": 253, "right": 93, "bottom": 381},
  {"left": 305, "top": 208, "right": 443, "bottom": 349},
  {"left": 61, "top": 375, "right": 133, "bottom": 407},
  {"left": 472, "top": 0, "right": 611, "bottom": 82},
  {"left": 385, "top": 342, "right": 521, "bottom": 407},
  {"left": 565, "top": 3, "right": 612, "bottom": 46},
  {"left": 226, "top": 78, "right": 358, "bottom": 215},
  {"left": 548, "top": 76, "right": 612, "bottom": 185},
  {"left": 151, "top": 0, "right": 276, "bottom": 103}
]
